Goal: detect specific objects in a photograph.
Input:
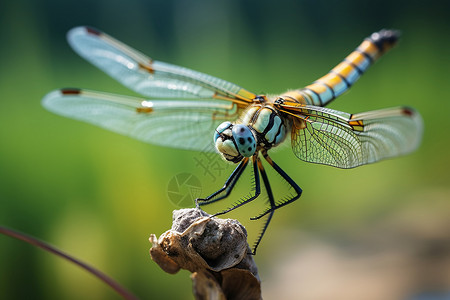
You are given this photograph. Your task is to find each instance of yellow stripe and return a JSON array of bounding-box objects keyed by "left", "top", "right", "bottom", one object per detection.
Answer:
[
  {"left": 358, "top": 40, "right": 379, "bottom": 60},
  {"left": 280, "top": 90, "right": 308, "bottom": 104},
  {"left": 317, "top": 72, "right": 350, "bottom": 97},
  {"left": 332, "top": 61, "right": 355, "bottom": 79},
  {"left": 345, "top": 51, "right": 370, "bottom": 72},
  {"left": 237, "top": 88, "right": 256, "bottom": 101},
  {"left": 317, "top": 73, "right": 344, "bottom": 89},
  {"left": 305, "top": 82, "right": 328, "bottom": 96},
  {"left": 348, "top": 120, "right": 363, "bottom": 126},
  {"left": 349, "top": 119, "right": 364, "bottom": 131}
]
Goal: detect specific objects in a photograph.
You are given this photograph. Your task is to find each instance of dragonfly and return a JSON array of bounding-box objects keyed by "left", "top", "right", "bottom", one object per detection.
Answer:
[{"left": 43, "top": 27, "right": 422, "bottom": 254}]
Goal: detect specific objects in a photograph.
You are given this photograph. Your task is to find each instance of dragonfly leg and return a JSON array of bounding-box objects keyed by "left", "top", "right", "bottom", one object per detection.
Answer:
[
  {"left": 196, "top": 157, "right": 249, "bottom": 207},
  {"left": 212, "top": 155, "right": 261, "bottom": 216},
  {"left": 250, "top": 157, "right": 275, "bottom": 255},
  {"left": 251, "top": 150, "right": 303, "bottom": 220}
]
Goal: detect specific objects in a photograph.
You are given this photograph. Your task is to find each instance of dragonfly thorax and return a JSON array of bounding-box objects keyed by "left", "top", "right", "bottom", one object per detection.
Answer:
[{"left": 242, "top": 105, "right": 288, "bottom": 149}]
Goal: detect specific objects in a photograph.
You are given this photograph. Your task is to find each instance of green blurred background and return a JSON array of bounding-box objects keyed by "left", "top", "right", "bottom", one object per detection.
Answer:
[{"left": 1, "top": 0, "right": 449, "bottom": 299}]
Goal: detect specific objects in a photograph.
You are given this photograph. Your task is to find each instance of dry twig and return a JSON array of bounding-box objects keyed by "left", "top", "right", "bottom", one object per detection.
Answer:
[{"left": 150, "top": 208, "right": 261, "bottom": 300}]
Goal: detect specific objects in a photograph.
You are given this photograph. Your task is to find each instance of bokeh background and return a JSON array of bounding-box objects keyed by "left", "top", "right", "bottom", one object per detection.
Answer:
[{"left": 1, "top": 0, "right": 449, "bottom": 299}]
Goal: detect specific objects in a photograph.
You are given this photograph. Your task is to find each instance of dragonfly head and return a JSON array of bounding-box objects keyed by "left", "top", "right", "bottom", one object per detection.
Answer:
[{"left": 214, "top": 122, "right": 257, "bottom": 163}]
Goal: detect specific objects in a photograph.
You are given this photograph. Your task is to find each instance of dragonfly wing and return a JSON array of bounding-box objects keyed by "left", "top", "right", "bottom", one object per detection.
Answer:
[
  {"left": 67, "top": 27, "right": 255, "bottom": 102},
  {"left": 289, "top": 105, "right": 423, "bottom": 168},
  {"left": 42, "top": 89, "right": 242, "bottom": 152}
]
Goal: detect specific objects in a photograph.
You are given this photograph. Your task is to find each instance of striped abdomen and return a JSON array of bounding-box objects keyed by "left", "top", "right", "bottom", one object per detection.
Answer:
[{"left": 282, "top": 29, "right": 399, "bottom": 107}]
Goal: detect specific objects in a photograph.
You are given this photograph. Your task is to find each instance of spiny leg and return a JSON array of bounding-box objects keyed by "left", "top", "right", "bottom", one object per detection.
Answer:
[
  {"left": 196, "top": 157, "right": 249, "bottom": 207},
  {"left": 251, "top": 150, "right": 303, "bottom": 220},
  {"left": 251, "top": 157, "right": 275, "bottom": 255},
  {"left": 213, "top": 154, "right": 261, "bottom": 217}
]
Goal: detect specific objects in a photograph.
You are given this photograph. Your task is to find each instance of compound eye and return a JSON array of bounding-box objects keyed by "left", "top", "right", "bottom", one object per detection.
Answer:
[
  {"left": 232, "top": 125, "right": 256, "bottom": 157},
  {"left": 214, "top": 121, "right": 232, "bottom": 142}
]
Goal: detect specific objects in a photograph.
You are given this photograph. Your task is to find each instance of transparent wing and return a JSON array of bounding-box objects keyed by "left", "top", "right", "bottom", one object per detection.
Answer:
[
  {"left": 67, "top": 26, "right": 255, "bottom": 103},
  {"left": 286, "top": 105, "right": 423, "bottom": 168},
  {"left": 42, "top": 89, "right": 243, "bottom": 152}
]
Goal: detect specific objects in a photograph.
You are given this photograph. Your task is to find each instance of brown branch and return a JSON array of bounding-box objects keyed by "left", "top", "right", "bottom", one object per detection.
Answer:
[{"left": 149, "top": 208, "right": 261, "bottom": 300}]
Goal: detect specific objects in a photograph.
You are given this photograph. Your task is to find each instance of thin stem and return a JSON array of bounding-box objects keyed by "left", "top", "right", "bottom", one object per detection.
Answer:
[{"left": 0, "top": 225, "right": 139, "bottom": 300}]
